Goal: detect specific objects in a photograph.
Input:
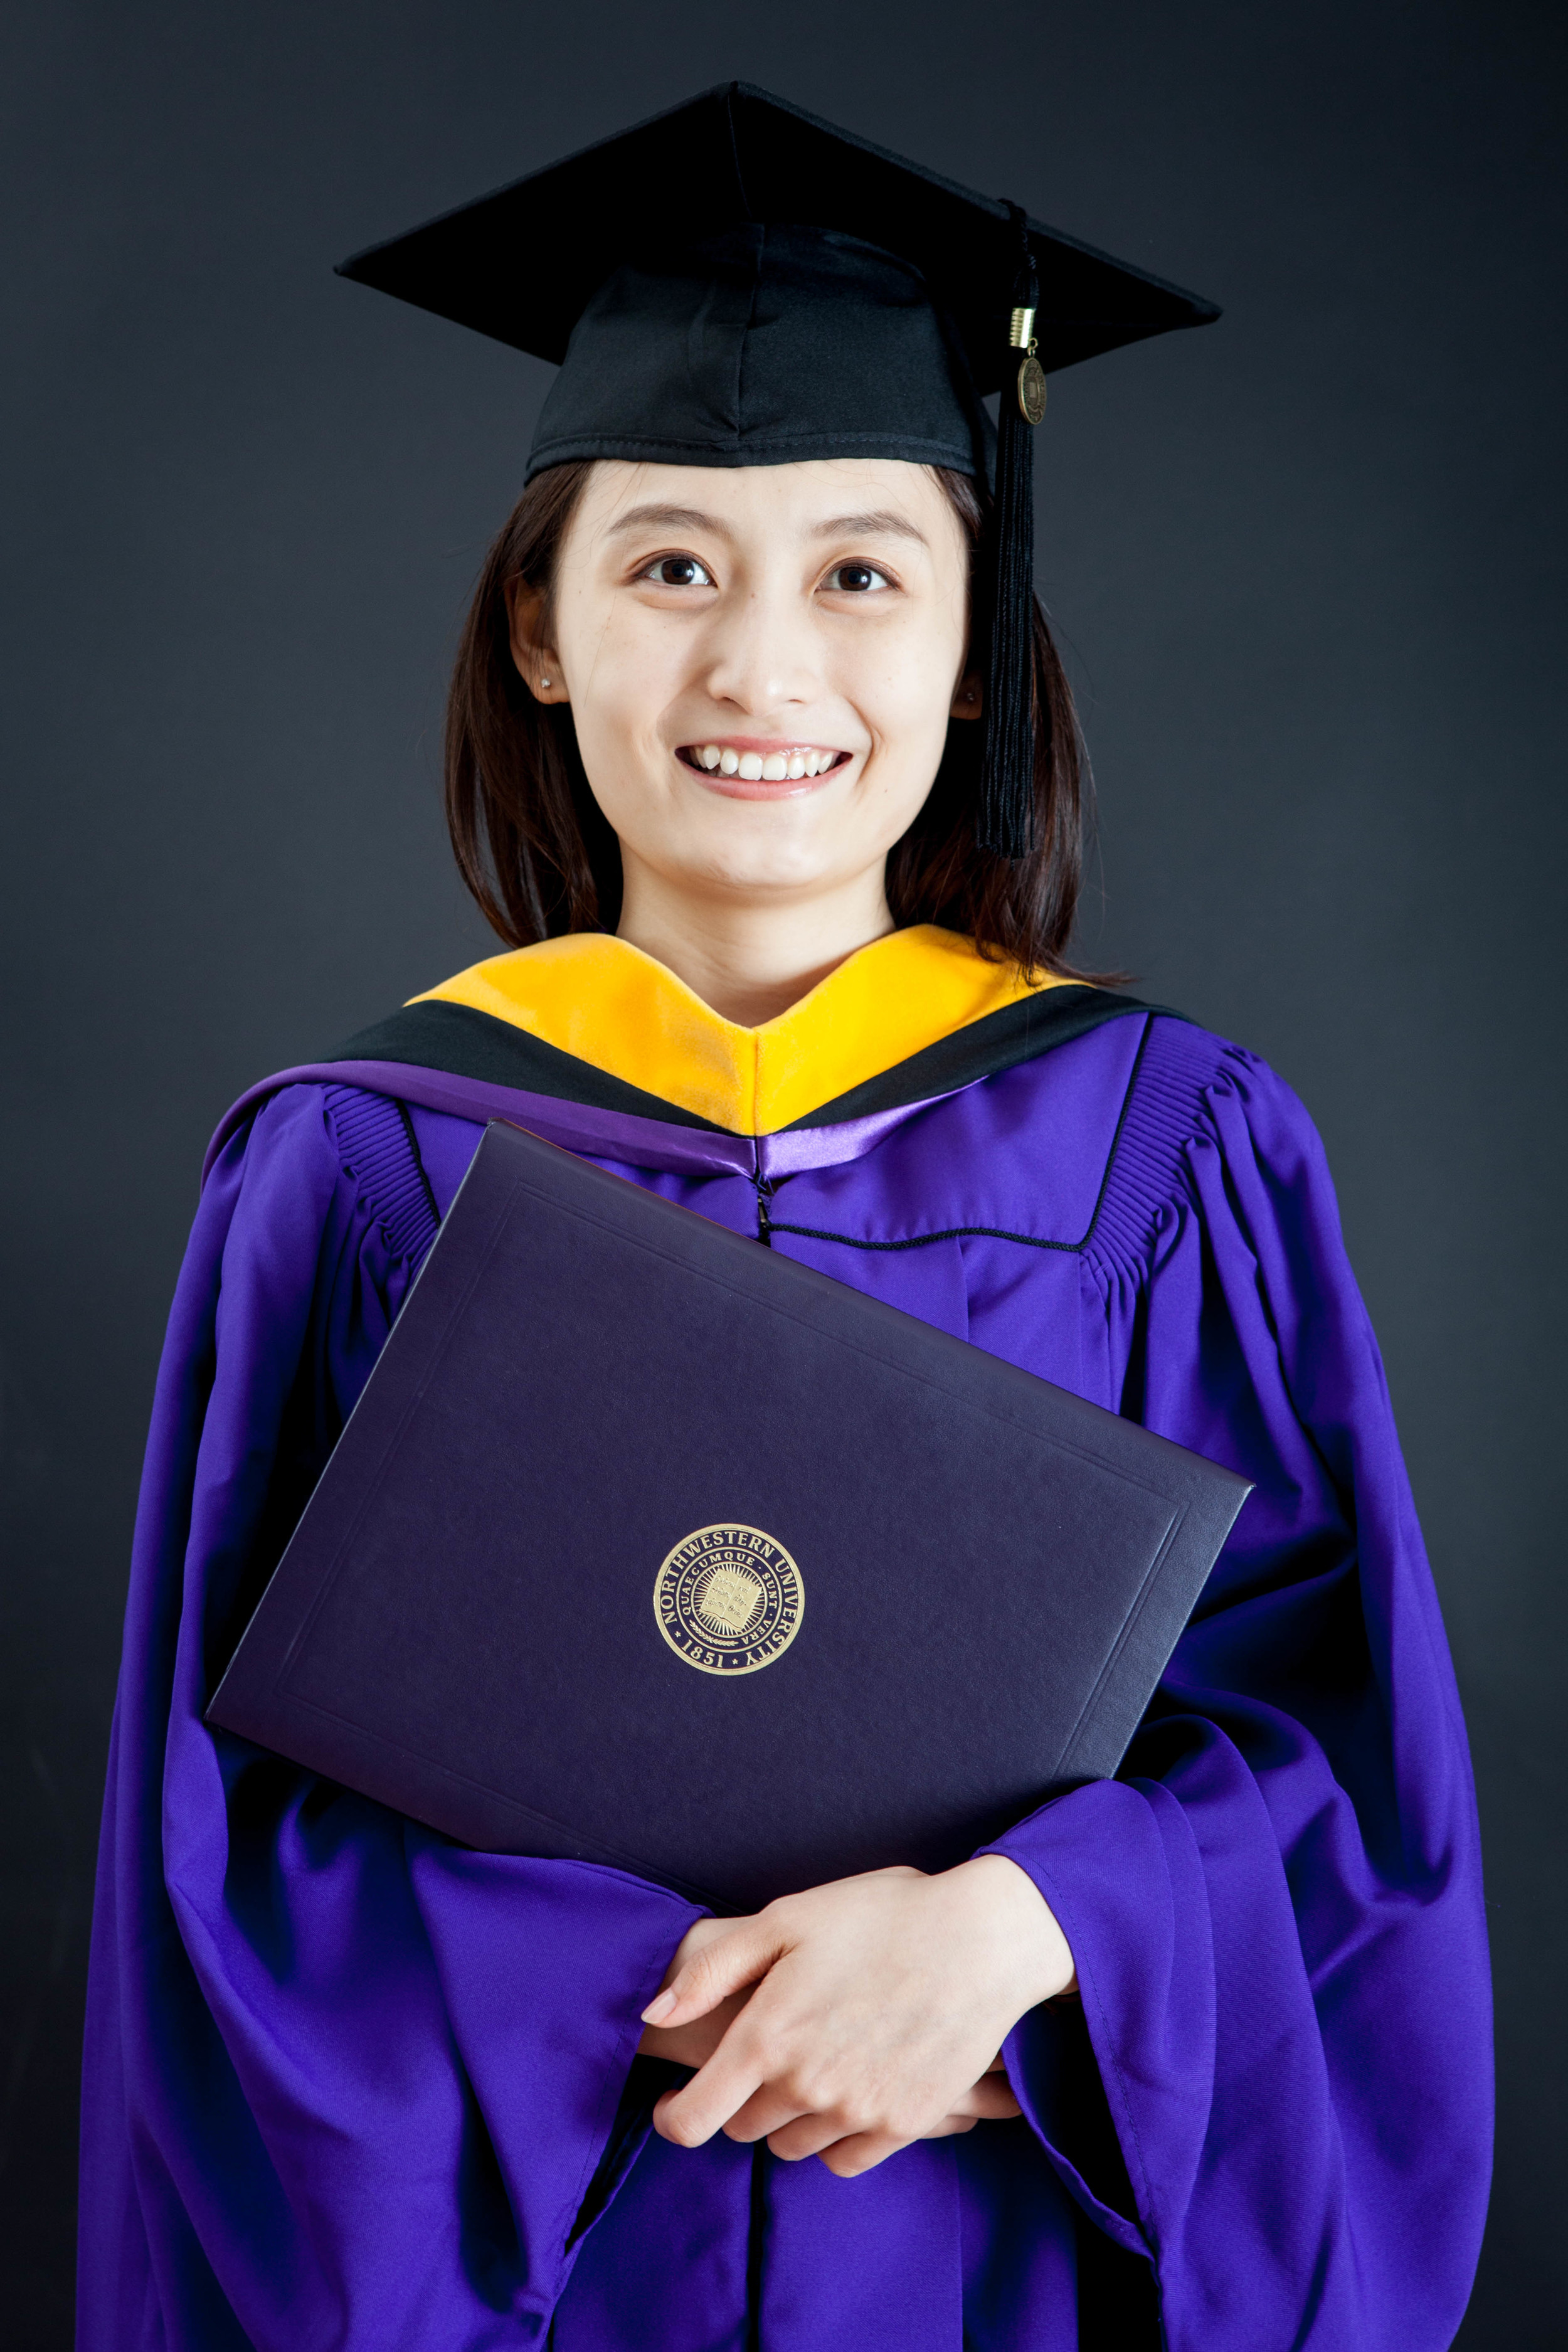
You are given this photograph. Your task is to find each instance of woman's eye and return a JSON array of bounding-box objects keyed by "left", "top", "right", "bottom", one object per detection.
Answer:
[
  {"left": 640, "top": 554, "right": 714, "bottom": 588},
  {"left": 823, "top": 562, "right": 893, "bottom": 594}
]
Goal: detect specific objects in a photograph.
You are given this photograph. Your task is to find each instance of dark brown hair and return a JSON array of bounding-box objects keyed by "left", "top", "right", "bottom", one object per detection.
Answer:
[{"left": 444, "top": 461, "right": 1093, "bottom": 977}]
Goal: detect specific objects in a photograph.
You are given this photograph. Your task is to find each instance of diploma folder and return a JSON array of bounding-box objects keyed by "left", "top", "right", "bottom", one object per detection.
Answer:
[{"left": 209, "top": 1120, "right": 1249, "bottom": 1912}]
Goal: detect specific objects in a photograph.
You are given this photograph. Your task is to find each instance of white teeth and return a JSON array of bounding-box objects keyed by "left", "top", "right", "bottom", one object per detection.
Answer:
[{"left": 695, "top": 744, "right": 842, "bottom": 780}]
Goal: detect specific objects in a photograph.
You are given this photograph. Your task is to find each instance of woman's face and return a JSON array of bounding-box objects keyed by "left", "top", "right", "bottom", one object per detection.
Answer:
[{"left": 517, "top": 458, "right": 978, "bottom": 912}]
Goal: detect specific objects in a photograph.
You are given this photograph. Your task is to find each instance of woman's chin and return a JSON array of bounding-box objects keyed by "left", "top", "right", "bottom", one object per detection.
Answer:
[
  {"left": 622, "top": 804, "right": 861, "bottom": 895},
  {"left": 658, "top": 834, "right": 860, "bottom": 901}
]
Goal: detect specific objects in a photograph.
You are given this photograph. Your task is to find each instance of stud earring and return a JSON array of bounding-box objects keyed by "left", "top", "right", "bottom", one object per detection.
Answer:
[{"left": 539, "top": 676, "right": 551, "bottom": 689}]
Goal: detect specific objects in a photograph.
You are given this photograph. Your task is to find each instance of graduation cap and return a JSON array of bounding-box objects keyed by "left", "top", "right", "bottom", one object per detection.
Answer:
[{"left": 339, "top": 82, "right": 1219, "bottom": 859}]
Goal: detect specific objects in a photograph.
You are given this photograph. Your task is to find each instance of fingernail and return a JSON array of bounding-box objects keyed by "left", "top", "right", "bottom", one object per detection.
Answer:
[{"left": 641, "top": 1988, "right": 676, "bottom": 2024}]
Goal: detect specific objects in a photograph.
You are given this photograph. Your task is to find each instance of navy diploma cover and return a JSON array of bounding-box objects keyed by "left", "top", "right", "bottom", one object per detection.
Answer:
[{"left": 209, "top": 1120, "right": 1250, "bottom": 1911}]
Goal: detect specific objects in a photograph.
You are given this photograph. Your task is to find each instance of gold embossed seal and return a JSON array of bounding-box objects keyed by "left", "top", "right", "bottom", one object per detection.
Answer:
[{"left": 654, "top": 1524, "right": 805, "bottom": 1677}]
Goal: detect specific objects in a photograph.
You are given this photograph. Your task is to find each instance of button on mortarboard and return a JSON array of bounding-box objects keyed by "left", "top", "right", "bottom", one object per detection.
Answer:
[{"left": 337, "top": 83, "right": 1219, "bottom": 861}]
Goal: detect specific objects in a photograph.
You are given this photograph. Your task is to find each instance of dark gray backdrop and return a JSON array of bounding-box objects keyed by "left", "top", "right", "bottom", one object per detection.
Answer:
[{"left": 3, "top": 3, "right": 1562, "bottom": 2344}]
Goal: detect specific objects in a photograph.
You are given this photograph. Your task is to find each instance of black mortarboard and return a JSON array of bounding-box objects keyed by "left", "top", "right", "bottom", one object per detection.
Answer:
[{"left": 339, "top": 83, "right": 1219, "bottom": 857}]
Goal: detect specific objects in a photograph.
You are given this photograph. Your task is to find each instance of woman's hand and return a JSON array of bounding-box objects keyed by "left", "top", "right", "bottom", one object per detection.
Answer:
[
  {"left": 637, "top": 1917, "right": 755, "bottom": 2070},
  {"left": 637, "top": 1857, "right": 1075, "bottom": 2176},
  {"left": 637, "top": 1917, "right": 1023, "bottom": 2134}
]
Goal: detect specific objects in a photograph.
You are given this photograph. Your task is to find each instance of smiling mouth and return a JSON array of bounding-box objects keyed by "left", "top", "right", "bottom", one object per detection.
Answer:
[{"left": 677, "top": 743, "right": 850, "bottom": 782}]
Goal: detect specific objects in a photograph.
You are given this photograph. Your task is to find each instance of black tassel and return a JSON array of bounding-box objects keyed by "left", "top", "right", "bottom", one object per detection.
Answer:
[{"left": 978, "top": 204, "right": 1042, "bottom": 859}]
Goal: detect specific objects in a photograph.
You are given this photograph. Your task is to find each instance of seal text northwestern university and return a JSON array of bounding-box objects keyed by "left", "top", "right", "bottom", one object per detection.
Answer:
[{"left": 654, "top": 1525, "right": 805, "bottom": 1676}]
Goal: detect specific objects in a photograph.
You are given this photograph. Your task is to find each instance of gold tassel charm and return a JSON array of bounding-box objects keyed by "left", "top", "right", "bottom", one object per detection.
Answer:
[{"left": 1010, "top": 304, "right": 1046, "bottom": 425}]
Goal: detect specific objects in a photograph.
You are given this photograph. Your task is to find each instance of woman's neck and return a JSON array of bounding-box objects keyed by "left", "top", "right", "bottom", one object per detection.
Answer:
[{"left": 616, "top": 859, "right": 896, "bottom": 1027}]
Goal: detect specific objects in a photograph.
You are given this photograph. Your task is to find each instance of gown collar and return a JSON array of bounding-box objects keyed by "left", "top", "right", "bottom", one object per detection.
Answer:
[
  {"left": 205, "top": 931, "right": 1158, "bottom": 1184},
  {"left": 408, "top": 926, "right": 1067, "bottom": 1137}
]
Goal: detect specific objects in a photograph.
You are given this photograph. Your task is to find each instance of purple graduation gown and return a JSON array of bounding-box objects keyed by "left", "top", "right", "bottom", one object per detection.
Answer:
[{"left": 77, "top": 1007, "right": 1491, "bottom": 2348}]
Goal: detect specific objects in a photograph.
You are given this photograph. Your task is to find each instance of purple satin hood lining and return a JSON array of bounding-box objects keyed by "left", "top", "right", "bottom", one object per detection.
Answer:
[{"left": 203, "top": 1061, "right": 953, "bottom": 1185}]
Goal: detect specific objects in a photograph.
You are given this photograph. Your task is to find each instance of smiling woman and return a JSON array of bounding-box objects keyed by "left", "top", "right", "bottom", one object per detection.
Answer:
[
  {"left": 508, "top": 458, "right": 985, "bottom": 1024},
  {"left": 448, "top": 455, "right": 1087, "bottom": 1016},
  {"left": 78, "top": 82, "right": 1490, "bottom": 2352}
]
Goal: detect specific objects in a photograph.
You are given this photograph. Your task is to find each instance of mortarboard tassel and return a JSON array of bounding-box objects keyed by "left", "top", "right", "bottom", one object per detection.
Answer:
[{"left": 978, "top": 204, "right": 1046, "bottom": 859}]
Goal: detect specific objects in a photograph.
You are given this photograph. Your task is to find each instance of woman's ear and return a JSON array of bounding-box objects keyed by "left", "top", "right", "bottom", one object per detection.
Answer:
[
  {"left": 506, "top": 577, "right": 569, "bottom": 704},
  {"left": 950, "top": 670, "right": 983, "bottom": 722}
]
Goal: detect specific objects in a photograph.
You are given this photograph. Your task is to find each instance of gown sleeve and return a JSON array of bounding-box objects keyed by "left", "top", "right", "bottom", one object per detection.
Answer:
[
  {"left": 985, "top": 1046, "right": 1492, "bottom": 2352},
  {"left": 77, "top": 1084, "right": 702, "bottom": 2352}
]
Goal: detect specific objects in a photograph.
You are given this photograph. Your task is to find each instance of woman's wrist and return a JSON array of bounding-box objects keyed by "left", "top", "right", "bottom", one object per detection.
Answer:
[{"left": 949, "top": 1853, "right": 1078, "bottom": 2008}]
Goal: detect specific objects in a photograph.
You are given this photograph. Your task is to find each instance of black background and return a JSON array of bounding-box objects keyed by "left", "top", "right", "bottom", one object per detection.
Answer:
[{"left": 2, "top": 4, "right": 1562, "bottom": 2344}]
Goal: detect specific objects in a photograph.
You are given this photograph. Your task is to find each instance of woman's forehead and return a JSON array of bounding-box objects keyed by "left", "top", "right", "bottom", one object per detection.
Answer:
[{"left": 574, "top": 457, "right": 958, "bottom": 543}]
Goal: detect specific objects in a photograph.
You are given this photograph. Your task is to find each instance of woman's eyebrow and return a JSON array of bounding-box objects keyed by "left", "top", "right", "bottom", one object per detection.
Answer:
[
  {"left": 810, "top": 510, "right": 929, "bottom": 546},
  {"left": 605, "top": 503, "right": 734, "bottom": 539}
]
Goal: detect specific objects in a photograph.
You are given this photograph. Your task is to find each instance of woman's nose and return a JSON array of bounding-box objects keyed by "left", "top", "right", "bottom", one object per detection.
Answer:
[{"left": 697, "top": 585, "right": 820, "bottom": 715}]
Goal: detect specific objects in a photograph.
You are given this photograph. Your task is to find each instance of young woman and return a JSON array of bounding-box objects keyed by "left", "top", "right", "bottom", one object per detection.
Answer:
[{"left": 78, "top": 87, "right": 1491, "bottom": 2352}]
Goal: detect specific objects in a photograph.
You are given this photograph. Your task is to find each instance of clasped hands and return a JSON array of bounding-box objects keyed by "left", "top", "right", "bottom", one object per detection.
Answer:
[{"left": 636, "top": 1855, "right": 1076, "bottom": 2178}]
